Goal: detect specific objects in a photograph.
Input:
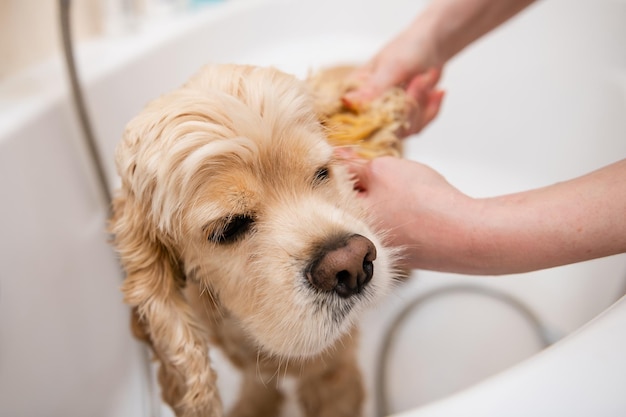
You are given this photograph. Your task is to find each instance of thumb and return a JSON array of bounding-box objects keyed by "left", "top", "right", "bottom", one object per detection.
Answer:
[
  {"left": 343, "top": 83, "right": 382, "bottom": 110},
  {"left": 343, "top": 64, "right": 405, "bottom": 109}
]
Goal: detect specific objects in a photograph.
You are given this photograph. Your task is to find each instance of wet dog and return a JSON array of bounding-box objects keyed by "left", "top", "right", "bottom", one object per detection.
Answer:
[{"left": 110, "top": 64, "right": 400, "bottom": 417}]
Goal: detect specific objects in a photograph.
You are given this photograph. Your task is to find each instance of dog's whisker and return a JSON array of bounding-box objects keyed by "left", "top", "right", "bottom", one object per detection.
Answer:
[
  {"left": 270, "top": 354, "right": 287, "bottom": 389},
  {"left": 297, "top": 359, "right": 306, "bottom": 379},
  {"left": 196, "top": 277, "right": 225, "bottom": 328},
  {"left": 281, "top": 357, "right": 289, "bottom": 388},
  {"left": 255, "top": 350, "right": 271, "bottom": 389}
]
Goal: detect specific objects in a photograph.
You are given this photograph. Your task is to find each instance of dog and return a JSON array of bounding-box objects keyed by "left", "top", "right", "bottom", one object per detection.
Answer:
[{"left": 110, "top": 63, "right": 403, "bottom": 417}]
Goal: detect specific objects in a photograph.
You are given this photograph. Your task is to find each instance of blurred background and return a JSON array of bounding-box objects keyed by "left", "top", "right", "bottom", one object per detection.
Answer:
[{"left": 1, "top": 0, "right": 101, "bottom": 79}]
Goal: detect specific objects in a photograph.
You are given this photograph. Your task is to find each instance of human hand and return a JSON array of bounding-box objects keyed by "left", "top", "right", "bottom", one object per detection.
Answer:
[
  {"left": 342, "top": 155, "right": 476, "bottom": 271},
  {"left": 342, "top": 26, "right": 445, "bottom": 137},
  {"left": 342, "top": 154, "right": 626, "bottom": 274}
]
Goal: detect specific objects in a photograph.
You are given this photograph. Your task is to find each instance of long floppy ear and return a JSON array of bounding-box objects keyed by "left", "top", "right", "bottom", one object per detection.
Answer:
[{"left": 110, "top": 191, "right": 222, "bottom": 417}]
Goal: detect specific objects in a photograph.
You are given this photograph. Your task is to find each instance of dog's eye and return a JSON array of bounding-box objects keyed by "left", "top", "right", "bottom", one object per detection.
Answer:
[
  {"left": 313, "top": 166, "right": 330, "bottom": 185},
  {"left": 209, "top": 215, "right": 254, "bottom": 244}
]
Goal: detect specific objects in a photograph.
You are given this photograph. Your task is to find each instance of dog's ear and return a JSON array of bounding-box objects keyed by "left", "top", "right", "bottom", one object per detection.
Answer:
[{"left": 111, "top": 192, "right": 222, "bottom": 417}]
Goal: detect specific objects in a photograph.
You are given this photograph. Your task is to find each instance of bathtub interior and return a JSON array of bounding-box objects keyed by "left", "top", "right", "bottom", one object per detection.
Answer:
[{"left": 1, "top": 0, "right": 625, "bottom": 416}]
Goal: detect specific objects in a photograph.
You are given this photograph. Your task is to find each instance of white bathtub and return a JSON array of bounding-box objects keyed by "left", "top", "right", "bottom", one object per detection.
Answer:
[{"left": 1, "top": 0, "right": 625, "bottom": 416}]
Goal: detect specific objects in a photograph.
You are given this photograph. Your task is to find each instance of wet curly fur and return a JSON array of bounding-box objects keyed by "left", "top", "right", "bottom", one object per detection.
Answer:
[{"left": 110, "top": 64, "right": 399, "bottom": 417}]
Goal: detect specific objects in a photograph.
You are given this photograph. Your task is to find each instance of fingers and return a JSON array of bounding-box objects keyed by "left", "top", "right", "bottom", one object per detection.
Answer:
[
  {"left": 334, "top": 151, "right": 404, "bottom": 196},
  {"left": 406, "top": 67, "right": 442, "bottom": 100},
  {"left": 343, "top": 63, "right": 445, "bottom": 138},
  {"left": 403, "top": 68, "right": 445, "bottom": 135},
  {"left": 345, "top": 63, "right": 442, "bottom": 105},
  {"left": 423, "top": 89, "right": 445, "bottom": 127},
  {"left": 342, "top": 58, "right": 410, "bottom": 108},
  {"left": 397, "top": 89, "right": 444, "bottom": 137},
  {"left": 334, "top": 148, "right": 370, "bottom": 192},
  {"left": 341, "top": 64, "right": 374, "bottom": 108},
  {"left": 333, "top": 146, "right": 359, "bottom": 161},
  {"left": 342, "top": 77, "right": 382, "bottom": 109}
]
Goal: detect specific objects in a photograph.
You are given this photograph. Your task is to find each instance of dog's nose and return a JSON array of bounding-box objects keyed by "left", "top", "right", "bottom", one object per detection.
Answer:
[{"left": 306, "top": 234, "right": 377, "bottom": 298}]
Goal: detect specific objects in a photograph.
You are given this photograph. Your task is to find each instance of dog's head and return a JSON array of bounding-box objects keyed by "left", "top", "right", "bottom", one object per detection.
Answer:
[{"left": 112, "top": 64, "right": 398, "bottom": 364}]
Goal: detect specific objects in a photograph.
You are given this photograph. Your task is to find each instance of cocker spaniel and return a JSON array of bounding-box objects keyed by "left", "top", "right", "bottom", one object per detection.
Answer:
[{"left": 110, "top": 63, "right": 407, "bottom": 417}]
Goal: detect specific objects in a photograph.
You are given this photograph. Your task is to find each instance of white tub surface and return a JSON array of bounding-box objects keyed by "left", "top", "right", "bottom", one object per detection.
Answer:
[
  {"left": 1, "top": 0, "right": 625, "bottom": 416},
  {"left": 392, "top": 294, "right": 626, "bottom": 417}
]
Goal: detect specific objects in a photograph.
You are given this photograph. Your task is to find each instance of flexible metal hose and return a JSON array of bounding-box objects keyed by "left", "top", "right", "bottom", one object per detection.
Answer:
[
  {"left": 58, "top": 0, "right": 113, "bottom": 210},
  {"left": 58, "top": 3, "right": 160, "bottom": 416},
  {"left": 375, "top": 283, "right": 556, "bottom": 417}
]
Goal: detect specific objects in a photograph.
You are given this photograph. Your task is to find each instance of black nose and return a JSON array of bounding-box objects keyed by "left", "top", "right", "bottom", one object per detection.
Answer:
[{"left": 306, "top": 234, "right": 377, "bottom": 298}]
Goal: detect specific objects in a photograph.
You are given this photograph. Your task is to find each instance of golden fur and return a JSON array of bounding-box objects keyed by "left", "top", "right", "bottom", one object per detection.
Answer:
[{"left": 110, "top": 64, "right": 399, "bottom": 417}]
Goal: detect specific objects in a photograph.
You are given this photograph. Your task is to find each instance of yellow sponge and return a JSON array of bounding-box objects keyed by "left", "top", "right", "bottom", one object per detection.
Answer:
[{"left": 307, "top": 65, "right": 409, "bottom": 158}]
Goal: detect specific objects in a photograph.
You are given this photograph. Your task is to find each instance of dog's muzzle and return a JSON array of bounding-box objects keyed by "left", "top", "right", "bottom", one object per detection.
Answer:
[{"left": 306, "top": 234, "right": 376, "bottom": 298}]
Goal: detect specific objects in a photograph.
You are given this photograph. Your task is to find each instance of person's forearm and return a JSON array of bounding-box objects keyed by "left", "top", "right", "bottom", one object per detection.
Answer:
[
  {"left": 411, "top": 0, "right": 537, "bottom": 65},
  {"left": 463, "top": 159, "right": 626, "bottom": 275}
]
